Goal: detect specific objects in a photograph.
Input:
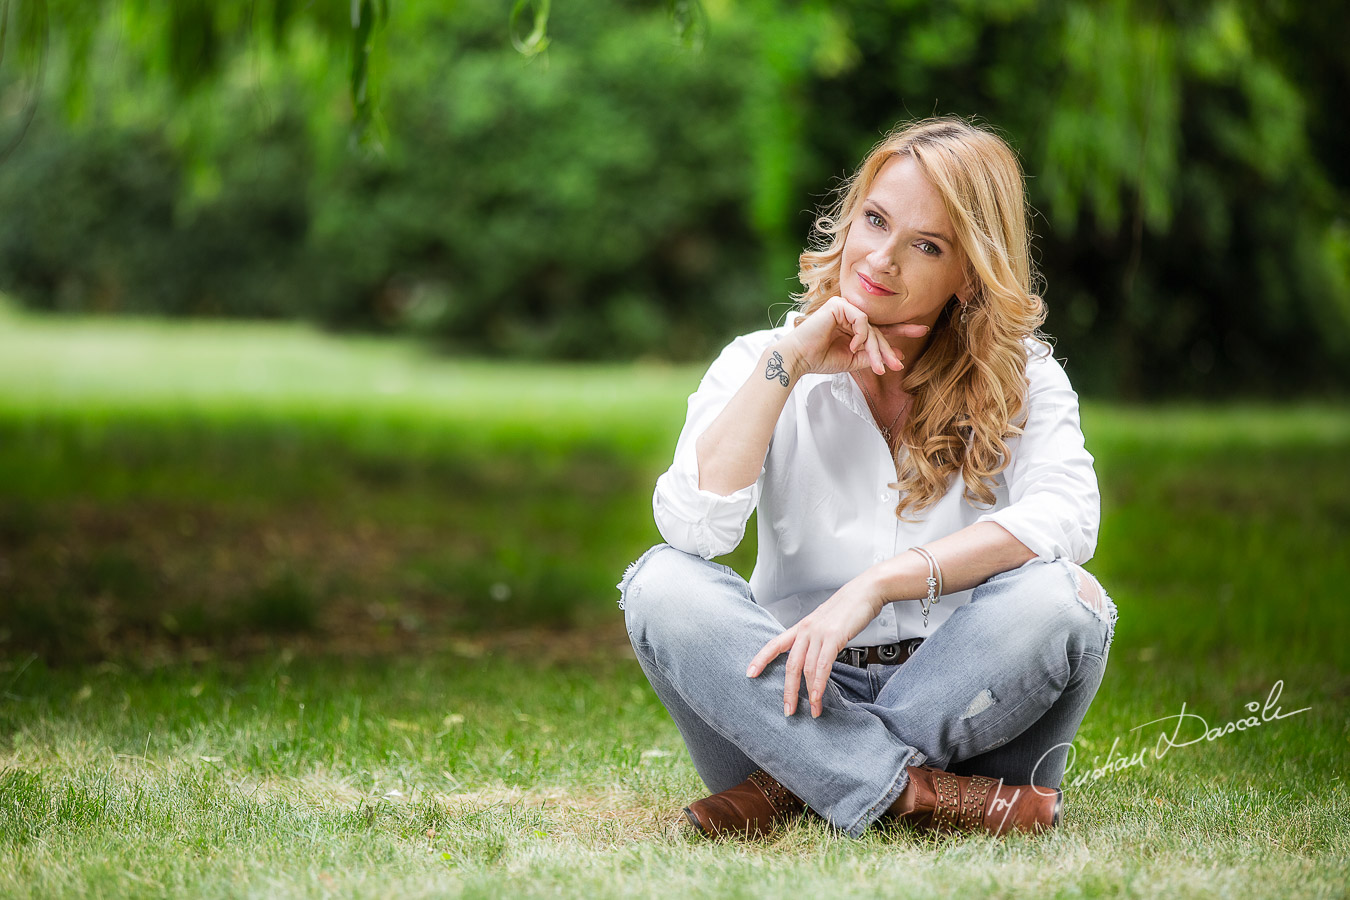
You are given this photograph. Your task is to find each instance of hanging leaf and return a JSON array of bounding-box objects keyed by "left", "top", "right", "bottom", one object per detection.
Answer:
[
  {"left": 668, "top": 0, "right": 707, "bottom": 50},
  {"left": 349, "top": 0, "right": 384, "bottom": 152},
  {"left": 0, "top": 0, "right": 9, "bottom": 69},
  {"left": 269, "top": 0, "right": 296, "bottom": 49},
  {"left": 167, "top": 0, "right": 220, "bottom": 94},
  {"left": 509, "top": 0, "right": 550, "bottom": 57},
  {"left": 0, "top": 0, "right": 48, "bottom": 165}
]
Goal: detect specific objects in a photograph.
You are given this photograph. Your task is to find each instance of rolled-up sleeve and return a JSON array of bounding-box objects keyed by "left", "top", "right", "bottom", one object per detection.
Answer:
[
  {"left": 653, "top": 332, "right": 772, "bottom": 559},
  {"left": 976, "top": 347, "right": 1100, "bottom": 564}
]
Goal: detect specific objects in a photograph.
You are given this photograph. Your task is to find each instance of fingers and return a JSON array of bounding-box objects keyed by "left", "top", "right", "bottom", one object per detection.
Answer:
[
  {"left": 849, "top": 328, "right": 901, "bottom": 375},
  {"left": 865, "top": 330, "right": 886, "bottom": 375},
  {"left": 876, "top": 322, "right": 931, "bottom": 341},
  {"left": 785, "top": 632, "right": 839, "bottom": 719},
  {"left": 805, "top": 297, "right": 916, "bottom": 381},
  {"left": 842, "top": 302, "right": 869, "bottom": 355},
  {"left": 751, "top": 624, "right": 846, "bottom": 719},
  {"left": 842, "top": 301, "right": 904, "bottom": 376},
  {"left": 800, "top": 633, "right": 848, "bottom": 718},
  {"left": 879, "top": 334, "right": 904, "bottom": 371},
  {"left": 799, "top": 640, "right": 822, "bottom": 718},
  {"left": 782, "top": 638, "right": 808, "bottom": 716},
  {"left": 746, "top": 630, "right": 794, "bottom": 679},
  {"left": 747, "top": 628, "right": 808, "bottom": 717},
  {"left": 808, "top": 647, "right": 835, "bottom": 718}
]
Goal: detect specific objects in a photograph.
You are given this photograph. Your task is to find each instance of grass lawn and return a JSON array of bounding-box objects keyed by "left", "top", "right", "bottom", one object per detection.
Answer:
[{"left": 1, "top": 300, "right": 1347, "bottom": 898}]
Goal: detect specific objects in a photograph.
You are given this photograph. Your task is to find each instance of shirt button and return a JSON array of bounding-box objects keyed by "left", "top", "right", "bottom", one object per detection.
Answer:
[{"left": 878, "top": 492, "right": 889, "bottom": 502}]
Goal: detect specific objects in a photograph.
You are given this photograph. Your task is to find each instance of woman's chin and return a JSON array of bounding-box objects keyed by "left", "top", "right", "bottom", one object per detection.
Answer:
[
  {"left": 847, "top": 295, "right": 941, "bottom": 330},
  {"left": 851, "top": 298, "right": 906, "bottom": 326},
  {"left": 845, "top": 293, "right": 886, "bottom": 315}
]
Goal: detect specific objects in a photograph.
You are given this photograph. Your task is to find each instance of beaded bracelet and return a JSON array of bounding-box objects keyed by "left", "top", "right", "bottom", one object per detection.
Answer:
[{"left": 907, "top": 546, "right": 944, "bottom": 628}]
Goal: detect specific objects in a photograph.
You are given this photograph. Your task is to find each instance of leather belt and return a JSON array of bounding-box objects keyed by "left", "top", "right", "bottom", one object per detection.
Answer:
[{"left": 836, "top": 638, "right": 925, "bottom": 668}]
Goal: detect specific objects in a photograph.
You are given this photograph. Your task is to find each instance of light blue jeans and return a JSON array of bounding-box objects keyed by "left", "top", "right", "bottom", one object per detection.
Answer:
[{"left": 619, "top": 544, "right": 1118, "bottom": 837}]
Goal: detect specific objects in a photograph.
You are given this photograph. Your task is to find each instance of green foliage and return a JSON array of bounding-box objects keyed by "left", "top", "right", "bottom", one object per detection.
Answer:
[
  {"left": 779, "top": 0, "right": 1350, "bottom": 394},
  {"left": 0, "top": 0, "right": 773, "bottom": 360},
  {"left": 0, "top": 0, "right": 383, "bottom": 146},
  {"left": 312, "top": 2, "right": 766, "bottom": 358},
  {"left": 0, "top": 0, "right": 1347, "bottom": 393},
  {"left": 0, "top": 114, "right": 314, "bottom": 316}
]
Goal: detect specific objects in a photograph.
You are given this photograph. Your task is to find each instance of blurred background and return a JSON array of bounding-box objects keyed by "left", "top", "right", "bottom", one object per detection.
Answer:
[
  {"left": 1, "top": 0, "right": 1346, "bottom": 395},
  {"left": 1, "top": 0, "right": 1348, "bottom": 663},
  {"left": 2, "top": 8, "right": 1348, "bottom": 890}
]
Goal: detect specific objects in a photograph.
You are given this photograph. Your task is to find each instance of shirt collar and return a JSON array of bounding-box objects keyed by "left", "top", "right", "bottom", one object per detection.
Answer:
[{"left": 828, "top": 372, "right": 874, "bottom": 424}]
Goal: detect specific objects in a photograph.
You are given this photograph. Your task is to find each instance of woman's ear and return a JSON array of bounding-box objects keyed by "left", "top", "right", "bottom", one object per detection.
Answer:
[{"left": 956, "top": 271, "right": 976, "bottom": 305}]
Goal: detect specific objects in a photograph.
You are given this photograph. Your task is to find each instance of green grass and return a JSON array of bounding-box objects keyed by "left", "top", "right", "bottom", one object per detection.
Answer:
[
  {"left": 0, "top": 300, "right": 692, "bottom": 657},
  {"left": 2, "top": 654, "right": 1345, "bottom": 898},
  {"left": 1, "top": 299, "right": 1348, "bottom": 897}
]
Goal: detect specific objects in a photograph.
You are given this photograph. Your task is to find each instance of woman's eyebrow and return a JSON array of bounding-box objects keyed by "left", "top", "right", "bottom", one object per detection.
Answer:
[{"left": 866, "top": 200, "right": 953, "bottom": 246}]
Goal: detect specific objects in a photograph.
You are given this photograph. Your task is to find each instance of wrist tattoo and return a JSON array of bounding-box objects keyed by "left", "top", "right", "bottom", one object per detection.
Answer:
[{"left": 765, "top": 351, "right": 790, "bottom": 387}]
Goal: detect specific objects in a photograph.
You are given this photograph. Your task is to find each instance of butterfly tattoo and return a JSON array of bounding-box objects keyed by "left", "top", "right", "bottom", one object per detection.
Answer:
[{"left": 765, "top": 351, "right": 790, "bottom": 387}]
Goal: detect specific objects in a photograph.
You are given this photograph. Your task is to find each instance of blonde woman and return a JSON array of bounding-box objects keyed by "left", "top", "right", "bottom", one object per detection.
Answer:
[{"left": 619, "top": 117, "right": 1118, "bottom": 839}]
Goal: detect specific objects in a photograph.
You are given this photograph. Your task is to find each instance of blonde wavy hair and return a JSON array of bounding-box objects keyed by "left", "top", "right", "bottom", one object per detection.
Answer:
[{"left": 795, "top": 117, "right": 1048, "bottom": 519}]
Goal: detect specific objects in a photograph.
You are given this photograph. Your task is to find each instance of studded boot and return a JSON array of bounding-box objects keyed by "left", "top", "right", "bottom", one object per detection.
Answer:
[
  {"left": 887, "top": 764, "right": 1062, "bottom": 836},
  {"left": 682, "top": 769, "right": 807, "bottom": 838}
]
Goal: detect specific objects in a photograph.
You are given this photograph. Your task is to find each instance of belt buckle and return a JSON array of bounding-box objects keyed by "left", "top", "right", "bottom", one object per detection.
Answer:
[{"left": 836, "top": 647, "right": 867, "bottom": 668}]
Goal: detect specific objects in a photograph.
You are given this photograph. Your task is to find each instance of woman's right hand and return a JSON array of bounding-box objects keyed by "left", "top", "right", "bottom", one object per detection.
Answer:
[{"left": 775, "top": 296, "right": 930, "bottom": 379}]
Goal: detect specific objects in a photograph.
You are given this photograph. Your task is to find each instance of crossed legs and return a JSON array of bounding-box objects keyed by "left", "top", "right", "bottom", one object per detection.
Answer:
[{"left": 620, "top": 544, "right": 1116, "bottom": 837}]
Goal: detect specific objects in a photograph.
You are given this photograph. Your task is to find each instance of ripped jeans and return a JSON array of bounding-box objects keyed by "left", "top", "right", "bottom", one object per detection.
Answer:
[{"left": 619, "top": 544, "right": 1118, "bottom": 837}]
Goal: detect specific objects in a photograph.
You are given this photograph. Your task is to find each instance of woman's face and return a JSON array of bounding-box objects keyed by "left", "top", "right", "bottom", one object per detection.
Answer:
[{"left": 838, "top": 154, "right": 971, "bottom": 328}]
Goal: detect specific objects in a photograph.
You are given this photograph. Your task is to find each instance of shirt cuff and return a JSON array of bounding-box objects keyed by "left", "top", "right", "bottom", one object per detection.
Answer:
[
  {"left": 976, "top": 504, "right": 1095, "bottom": 565},
  {"left": 653, "top": 468, "right": 761, "bottom": 559}
]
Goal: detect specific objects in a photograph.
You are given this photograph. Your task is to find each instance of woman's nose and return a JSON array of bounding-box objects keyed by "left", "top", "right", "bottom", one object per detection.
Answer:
[{"left": 869, "top": 244, "right": 899, "bottom": 275}]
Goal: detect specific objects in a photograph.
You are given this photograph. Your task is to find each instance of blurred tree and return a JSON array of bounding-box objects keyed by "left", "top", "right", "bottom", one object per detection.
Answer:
[
  {"left": 0, "top": 0, "right": 390, "bottom": 157},
  {"left": 0, "top": 0, "right": 706, "bottom": 153},
  {"left": 0, "top": 0, "right": 767, "bottom": 360},
  {"left": 0, "top": 0, "right": 1345, "bottom": 395},
  {"left": 729, "top": 0, "right": 1350, "bottom": 395}
]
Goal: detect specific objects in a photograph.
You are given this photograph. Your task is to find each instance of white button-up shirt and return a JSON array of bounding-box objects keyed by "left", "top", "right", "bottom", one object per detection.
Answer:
[{"left": 652, "top": 323, "right": 1100, "bottom": 644}]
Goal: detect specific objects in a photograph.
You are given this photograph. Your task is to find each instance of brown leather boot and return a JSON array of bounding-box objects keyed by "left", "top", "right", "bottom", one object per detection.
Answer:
[
  {"left": 887, "top": 764, "right": 1061, "bottom": 836},
  {"left": 683, "top": 769, "right": 806, "bottom": 838}
]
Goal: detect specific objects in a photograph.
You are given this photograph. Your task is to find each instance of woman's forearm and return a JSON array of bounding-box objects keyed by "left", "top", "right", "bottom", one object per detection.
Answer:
[
  {"left": 869, "top": 522, "right": 1036, "bottom": 606},
  {"left": 696, "top": 299, "right": 919, "bottom": 496},
  {"left": 695, "top": 344, "right": 802, "bottom": 496}
]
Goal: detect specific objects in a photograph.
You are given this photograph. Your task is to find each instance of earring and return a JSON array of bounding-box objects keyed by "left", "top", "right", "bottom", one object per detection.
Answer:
[{"left": 960, "top": 303, "right": 969, "bottom": 325}]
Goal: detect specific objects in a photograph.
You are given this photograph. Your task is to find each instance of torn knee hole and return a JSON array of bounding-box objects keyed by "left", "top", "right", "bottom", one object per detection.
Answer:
[
  {"left": 961, "top": 689, "right": 996, "bottom": 719},
  {"left": 1069, "top": 564, "right": 1105, "bottom": 613}
]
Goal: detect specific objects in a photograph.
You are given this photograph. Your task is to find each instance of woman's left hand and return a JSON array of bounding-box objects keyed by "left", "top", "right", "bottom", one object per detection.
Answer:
[{"left": 746, "top": 571, "right": 886, "bottom": 719}]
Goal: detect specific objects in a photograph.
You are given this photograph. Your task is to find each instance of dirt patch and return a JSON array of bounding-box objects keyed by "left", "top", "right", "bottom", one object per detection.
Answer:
[{"left": 0, "top": 497, "right": 638, "bottom": 665}]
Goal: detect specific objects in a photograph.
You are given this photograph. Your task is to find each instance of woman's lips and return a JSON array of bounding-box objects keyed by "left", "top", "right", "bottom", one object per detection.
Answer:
[{"left": 858, "top": 273, "right": 896, "bottom": 296}]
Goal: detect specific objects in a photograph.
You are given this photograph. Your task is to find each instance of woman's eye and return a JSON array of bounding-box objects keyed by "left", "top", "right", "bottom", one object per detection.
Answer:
[
  {"left": 865, "top": 211, "right": 884, "bottom": 228},
  {"left": 917, "top": 241, "right": 941, "bottom": 256}
]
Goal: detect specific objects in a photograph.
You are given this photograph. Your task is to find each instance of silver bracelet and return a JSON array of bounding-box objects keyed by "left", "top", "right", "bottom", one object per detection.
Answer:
[{"left": 907, "top": 546, "right": 944, "bottom": 628}]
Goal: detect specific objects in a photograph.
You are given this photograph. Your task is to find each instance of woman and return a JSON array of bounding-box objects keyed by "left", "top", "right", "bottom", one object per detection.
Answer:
[{"left": 619, "top": 117, "right": 1118, "bottom": 840}]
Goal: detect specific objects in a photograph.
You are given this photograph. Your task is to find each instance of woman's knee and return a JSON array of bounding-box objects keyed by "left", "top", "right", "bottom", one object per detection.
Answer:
[
  {"left": 1063, "top": 563, "right": 1117, "bottom": 628},
  {"left": 982, "top": 560, "right": 1113, "bottom": 650},
  {"left": 618, "top": 544, "right": 735, "bottom": 642},
  {"left": 1063, "top": 561, "right": 1119, "bottom": 653}
]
